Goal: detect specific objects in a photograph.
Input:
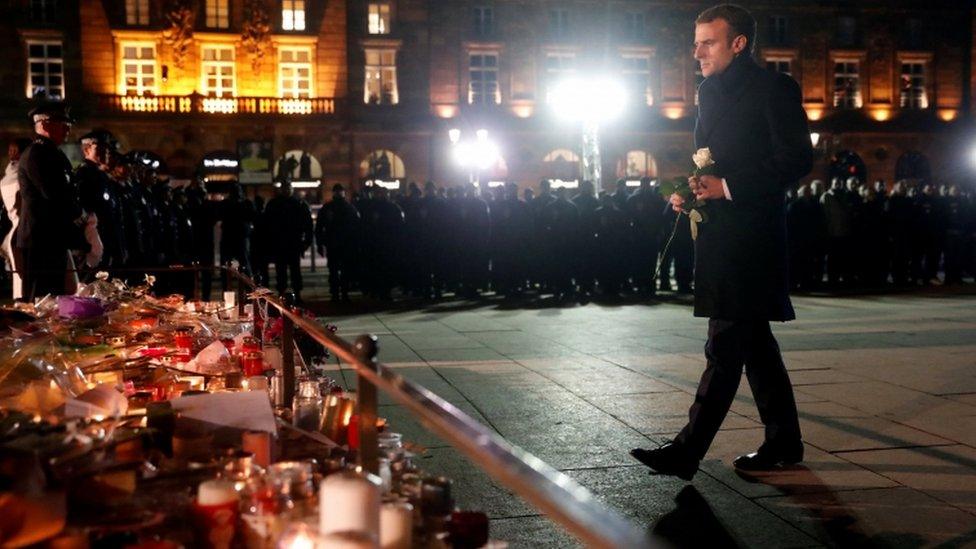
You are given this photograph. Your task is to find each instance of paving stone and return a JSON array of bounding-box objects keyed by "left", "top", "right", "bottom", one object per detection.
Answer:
[
  {"left": 515, "top": 360, "right": 680, "bottom": 397},
  {"left": 570, "top": 466, "right": 819, "bottom": 548},
  {"left": 799, "top": 415, "right": 952, "bottom": 453},
  {"left": 838, "top": 445, "right": 976, "bottom": 514},
  {"left": 587, "top": 392, "right": 760, "bottom": 435},
  {"left": 489, "top": 515, "right": 581, "bottom": 548},
  {"left": 700, "top": 427, "right": 899, "bottom": 500},
  {"left": 757, "top": 487, "right": 976, "bottom": 548}
]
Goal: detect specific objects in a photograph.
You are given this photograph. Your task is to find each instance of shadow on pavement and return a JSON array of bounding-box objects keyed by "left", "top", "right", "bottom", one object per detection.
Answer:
[{"left": 651, "top": 485, "right": 743, "bottom": 548}]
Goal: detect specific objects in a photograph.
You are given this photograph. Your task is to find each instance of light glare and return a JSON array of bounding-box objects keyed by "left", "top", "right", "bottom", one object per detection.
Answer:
[{"left": 550, "top": 77, "right": 627, "bottom": 122}]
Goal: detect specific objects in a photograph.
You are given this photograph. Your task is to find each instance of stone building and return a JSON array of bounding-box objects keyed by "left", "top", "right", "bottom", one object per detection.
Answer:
[{"left": 0, "top": 0, "right": 973, "bottom": 200}]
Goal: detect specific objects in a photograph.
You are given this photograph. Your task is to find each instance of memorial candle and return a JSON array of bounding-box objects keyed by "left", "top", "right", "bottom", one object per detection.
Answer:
[{"left": 318, "top": 471, "right": 381, "bottom": 538}]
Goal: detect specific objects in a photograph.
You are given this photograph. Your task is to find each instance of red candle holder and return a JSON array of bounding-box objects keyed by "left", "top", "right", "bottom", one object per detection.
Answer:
[
  {"left": 241, "top": 351, "right": 264, "bottom": 377},
  {"left": 174, "top": 328, "right": 193, "bottom": 350}
]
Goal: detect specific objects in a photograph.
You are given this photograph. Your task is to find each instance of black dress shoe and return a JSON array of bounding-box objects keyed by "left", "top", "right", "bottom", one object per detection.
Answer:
[
  {"left": 733, "top": 445, "right": 804, "bottom": 471},
  {"left": 630, "top": 442, "right": 699, "bottom": 481}
]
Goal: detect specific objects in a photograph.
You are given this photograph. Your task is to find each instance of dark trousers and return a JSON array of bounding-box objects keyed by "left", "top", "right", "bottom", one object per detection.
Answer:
[
  {"left": 676, "top": 319, "right": 802, "bottom": 460},
  {"left": 274, "top": 254, "right": 303, "bottom": 296},
  {"left": 19, "top": 246, "right": 68, "bottom": 301}
]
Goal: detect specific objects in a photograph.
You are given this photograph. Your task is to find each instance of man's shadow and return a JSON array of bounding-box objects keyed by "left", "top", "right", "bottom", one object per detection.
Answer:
[{"left": 651, "top": 485, "right": 742, "bottom": 548}]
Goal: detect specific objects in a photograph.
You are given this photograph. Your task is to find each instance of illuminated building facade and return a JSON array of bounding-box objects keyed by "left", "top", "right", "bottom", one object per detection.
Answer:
[{"left": 0, "top": 0, "right": 973, "bottom": 198}]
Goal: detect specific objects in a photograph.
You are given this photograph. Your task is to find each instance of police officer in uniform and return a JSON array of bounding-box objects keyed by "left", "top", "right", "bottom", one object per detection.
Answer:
[
  {"left": 316, "top": 184, "right": 360, "bottom": 301},
  {"left": 75, "top": 130, "right": 126, "bottom": 271},
  {"left": 16, "top": 102, "right": 90, "bottom": 299}
]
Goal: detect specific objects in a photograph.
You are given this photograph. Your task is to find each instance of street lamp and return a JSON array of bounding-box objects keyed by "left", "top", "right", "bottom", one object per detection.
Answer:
[
  {"left": 550, "top": 76, "right": 627, "bottom": 194},
  {"left": 449, "top": 128, "right": 499, "bottom": 186}
]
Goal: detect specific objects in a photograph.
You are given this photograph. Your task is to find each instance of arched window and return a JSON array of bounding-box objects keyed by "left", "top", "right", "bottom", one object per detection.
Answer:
[
  {"left": 543, "top": 148, "right": 580, "bottom": 181},
  {"left": 275, "top": 149, "right": 322, "bottom": 182},
  {"left": 894, "top": 151, "right": 930, "bottom": 185},
  {"left": 359, "top": 149, "right": 406, "bottom": 180},
  {"left": 828, "top": 150, "right": 866, "bottom": 184},
  {"left": 616, "top": 150, "right": 657, "bottom": 178}
]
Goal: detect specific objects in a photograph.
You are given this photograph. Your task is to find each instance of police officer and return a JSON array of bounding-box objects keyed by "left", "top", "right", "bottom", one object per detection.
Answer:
[
  {"left": 75, "top": 130, "right": 126, "bottom": 271},
  {"left": 489, "top": 182, "right": 531, "bottom": 298},
  {"left": 458, "top": 184, "right": 490, "bottom": 298},
  {"left": 540, "top": 186, "right": 579, "bottom": 300},
  {"left": 572, "top": 180, "right": 600, "bottom": 298},
  {"left": 626, "top": 176, "right": 666, "bottom": 296},
  {"left": 16, "top": 102, "right": 90, "bottom": 299},
  {"left": 263, "top": 179, "right": 313, "bottom": 301},
  {"left": 593, "top": 193, "right": 628, "bottom": 297},
  {"left": 316, "top": 183, "right": 360, "bottom": 301}
]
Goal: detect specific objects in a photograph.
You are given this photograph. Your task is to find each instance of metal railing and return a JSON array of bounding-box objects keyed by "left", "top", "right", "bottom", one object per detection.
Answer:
[{"left": 6, "top": 264, "right": 652, "bottom": 548}]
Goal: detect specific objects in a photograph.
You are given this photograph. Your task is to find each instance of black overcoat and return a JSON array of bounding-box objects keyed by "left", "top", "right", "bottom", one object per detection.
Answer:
[{"left": 693, "top": 54, "right": 813, "bottom": 321}]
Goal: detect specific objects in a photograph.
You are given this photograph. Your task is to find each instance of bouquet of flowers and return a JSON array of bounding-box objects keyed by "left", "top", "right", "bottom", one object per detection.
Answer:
[{"left": 657, "top": 147, "right": 718, "bottom": 240}]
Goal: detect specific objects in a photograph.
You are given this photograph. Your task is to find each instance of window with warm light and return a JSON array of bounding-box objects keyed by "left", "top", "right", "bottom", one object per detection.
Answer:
[
  {"left": 368, "top": 3, "right": 390, "bottom": 34},
  {"left": 900, "top": 61, "right": 927, "bottom": 109},
  {"left": 282, "top": 0, "right": 305, "bottom": 31},
  {"left": 549, "top": 9, "right": 569, "bottom": 38},
  {"left": 621, "top": 55, "right": 651, "bottom": 106},
  {"left": 544, "top": 52, "right": 574, "bottom": 102},
  {"left": 278, "top": 47, "right": 312, "bottom": 97},
  {"left": 205, "top": 0, "right": 229, "bottom": 28},
  {"left": 26, "top": 41, "right": 64, "bottom": 99},
  {"left": 469, "top": 53, "right": 499, "bottom": 105},
  {"left": 121, "top": 43, "right": 157, "bottom": 96},
  {"left": 30, "top": 0, "right": 56, "bottom": 23},
  {"left": 201, "top": 46, "right": 235, "bottom": 97},
  {"left": 364, "top": 49, "right": 397, "bottom": 104},
  {"left": 624, "top": 12, "right": 645, "bottom": 41},
  {"left": 125, "top": 0, "right": 149, "bottom": 25},
  {"left": 766, "top": 57, "right": 792, "bottom": 77},
  {"left": 473, "top": 6, "right": 493, "bottom": 37},
  {"left": 833, "top": 60, "right": 861, "bottom": 108}
]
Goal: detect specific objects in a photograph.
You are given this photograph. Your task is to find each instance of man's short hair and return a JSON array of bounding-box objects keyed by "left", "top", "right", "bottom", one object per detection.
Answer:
[{"left": 696, "top": 4, "right": 757, "bottom": 54}]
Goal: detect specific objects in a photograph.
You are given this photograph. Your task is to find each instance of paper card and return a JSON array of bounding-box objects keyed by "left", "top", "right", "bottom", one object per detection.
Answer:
[{"left": 170, "top": 391, "right": 276, "bottom": 434}]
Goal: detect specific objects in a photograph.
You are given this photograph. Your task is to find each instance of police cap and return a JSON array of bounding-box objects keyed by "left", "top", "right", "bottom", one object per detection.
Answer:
[{"left": 28, "top": 101, "right": 75, "bottom": 125}]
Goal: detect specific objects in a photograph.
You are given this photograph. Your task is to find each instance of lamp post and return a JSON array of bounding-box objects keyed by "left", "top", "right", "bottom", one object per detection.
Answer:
[
  {"left": 550, "top": 76, "right": 627, "bottom": 194},
  {"left": 448, "top": 128, "right": 499, "bottom": 188}
]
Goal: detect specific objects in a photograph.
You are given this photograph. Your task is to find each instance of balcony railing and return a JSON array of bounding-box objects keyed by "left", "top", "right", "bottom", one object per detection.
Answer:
[{"left": 94, "top": 94, "right": 336, "bottom": 115}]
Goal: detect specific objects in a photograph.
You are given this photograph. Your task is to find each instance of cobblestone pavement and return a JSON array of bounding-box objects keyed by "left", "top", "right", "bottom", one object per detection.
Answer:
[{"left": 315, "top": 288, "right": 976, "bottom": 548}]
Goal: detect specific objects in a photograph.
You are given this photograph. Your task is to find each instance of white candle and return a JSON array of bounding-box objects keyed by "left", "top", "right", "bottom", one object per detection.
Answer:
[
  {"left": 242, "top": 430, "right": 272, "bottom": 468},
  {"left": 379, "top": 501, "right": 413, "bottom": 549},
  {"left": 318, "top": 532, "right": 375, "bottom": 549},
  {"left": 319, "top": 471, "right": 380, "bottom": 539},
  {"left": 224, "top": 291, "right": 237, "bottom": 309},
  {"left": 198, "top": 479, "right": 239, "bottom": 506}
]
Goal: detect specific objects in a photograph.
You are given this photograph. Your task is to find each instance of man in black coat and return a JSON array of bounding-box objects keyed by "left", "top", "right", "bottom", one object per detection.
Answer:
[
  {"left": 631, "top": 4, "right": 812, "bottom": 480},
  {"left": 16, "top": 102, "right": 90, "bottom": 300},
  {"left": 263, "top": 179, "right": 313, "bottom": 300},
  {"left": 316, "top": 183, "right": 360, "bottom": 301},
  {"left": 75, "top": 130, "right": 126, "bottom": 271}
]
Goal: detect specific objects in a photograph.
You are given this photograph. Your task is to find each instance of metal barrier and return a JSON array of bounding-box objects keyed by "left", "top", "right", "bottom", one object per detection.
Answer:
[{"left": 7, "top": 264, "right": 652, "bottom": 548}]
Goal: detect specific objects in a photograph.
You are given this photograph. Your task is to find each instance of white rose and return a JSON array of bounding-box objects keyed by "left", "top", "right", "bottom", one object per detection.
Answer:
[
  {"left": 692, "top": 147, "right": 714, "bottom": 170},
  {"left": 96, "top": 271, "right": 110, "bottom": 281}
]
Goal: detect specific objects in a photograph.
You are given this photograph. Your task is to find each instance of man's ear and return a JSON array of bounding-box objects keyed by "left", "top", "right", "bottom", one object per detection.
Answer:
[{"left": 732, "top": 34, "right": 748, "bottom": 54}]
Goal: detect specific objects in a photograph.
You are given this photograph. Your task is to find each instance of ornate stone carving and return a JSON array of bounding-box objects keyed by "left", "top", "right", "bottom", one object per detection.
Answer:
[
  {"left": 162, "top": 0, "right": 195, "bottom": 69},
  {"left": 241, "top": 0, "right": 272, "bottom": 73}
]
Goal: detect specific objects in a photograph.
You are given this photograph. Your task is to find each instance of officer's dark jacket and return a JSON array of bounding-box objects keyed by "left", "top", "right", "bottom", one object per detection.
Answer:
[{"left": 16, "top": 136, "right": 87, "bottom": 251}]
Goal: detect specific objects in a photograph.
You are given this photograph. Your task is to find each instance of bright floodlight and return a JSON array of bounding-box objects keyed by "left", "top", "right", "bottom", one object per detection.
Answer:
[
  {"left": 550, "top": 77, "right": 628, "bottom": 122},
  {"left": 454, "top": 130, "right": 498, "bottom": 170},
  {"left": 448, "top": 128, "right": 461, "bottom": 144}
]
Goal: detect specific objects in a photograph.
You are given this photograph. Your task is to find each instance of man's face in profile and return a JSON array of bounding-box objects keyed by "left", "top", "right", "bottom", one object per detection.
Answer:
[{"left": 694, "top": 19, "right": 741, "bottom": 78}]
